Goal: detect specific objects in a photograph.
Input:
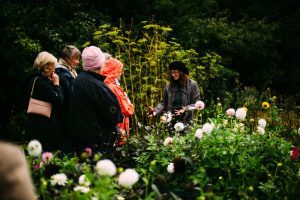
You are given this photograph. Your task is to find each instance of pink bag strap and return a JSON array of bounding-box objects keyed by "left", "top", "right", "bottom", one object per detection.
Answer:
[{"left": 30, "top": 77, "right": 38, "bottom": 97}]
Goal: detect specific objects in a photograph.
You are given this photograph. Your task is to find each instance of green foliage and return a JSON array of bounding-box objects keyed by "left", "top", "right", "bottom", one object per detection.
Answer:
[
  {"left": 0, "top": 1, "right": 109, "bottom": 141},
  {"left": 21, "top": 94, "right": 300, "bottom": 199},
  {"left": 90, "top": 21, "right": 237, "bottom": 132},
  {"left": 176, "top": 16, "right": 280, "bottom": 89},
  {"left": 131, "top": 107, "right": 300, "bottom": 199}
]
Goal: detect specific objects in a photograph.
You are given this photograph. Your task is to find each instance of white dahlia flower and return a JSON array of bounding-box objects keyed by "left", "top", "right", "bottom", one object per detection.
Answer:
[
  {"left": 258, "top": 118, "right": 267, "bottom": 128},
  {"left": 167, "top": 162, "right": 175, "bottom": 173},
  {"left": 78, "top": 175, "right": 90, "bottom": 187},
  {"left": 163, "top": 137, "right": 174, "bottom": 146},
  {"left": 195, "top": 100, "right": 205, "bottom": 110},
  {"left": 226, "top": 108, "right": 235, "bottom": 117},
  {"left": 235, "top": 108, "right": 247, "bottom": 121},
  {"left": 195, "top": 129, "right": 203, "bottom": 139},
  {"left": 95, "top": 159, "right": 116, "bottom": 177},
  {"left": 257, "top": 126, "right": 265, "bottom": 135},
  {"left": 174, "top": 122, "right": 185, "bottom": 132},
  {"left": 27, "top": 140, "right": 42, "bottom": 157},
  {"left": 202, "top": 123, "right": 213, "bottom": 134},
  {"left": 50, "top": 173, "right": 68, "bottom": 186},
  {"left": 118, "top": 169, "right": 139, "bottom": 189}
]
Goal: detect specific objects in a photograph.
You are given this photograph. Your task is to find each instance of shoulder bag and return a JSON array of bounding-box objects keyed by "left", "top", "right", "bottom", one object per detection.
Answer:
[{"left": 27, "top": 77, "right": 52, "bottom": 118}]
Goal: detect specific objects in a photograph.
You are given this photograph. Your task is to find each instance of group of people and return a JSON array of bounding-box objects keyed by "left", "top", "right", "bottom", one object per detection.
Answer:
[
  {"left": 25, "top": 45, "right": 200, "bottom": 154},
  {"left": 25, "top": 45, "right": 132, "bottom": 153}
]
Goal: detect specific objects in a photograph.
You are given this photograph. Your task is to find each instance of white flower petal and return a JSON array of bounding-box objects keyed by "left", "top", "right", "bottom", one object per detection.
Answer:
[{"left": 74, "top": 186, "right": 90, "bottom": 193}]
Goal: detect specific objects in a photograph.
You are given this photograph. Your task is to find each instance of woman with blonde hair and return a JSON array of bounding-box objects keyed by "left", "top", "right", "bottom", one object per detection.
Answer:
[{"left": 25, "top": 51, "right": 63, "bottom": 151}]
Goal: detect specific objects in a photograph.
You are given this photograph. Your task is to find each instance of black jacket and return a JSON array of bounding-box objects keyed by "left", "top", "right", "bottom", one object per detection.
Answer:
[
  {"left": 25, "top": 73, "right": 64, "bottom": 151},
  {"left": 55, "top": 67, "right": 74, "bottom": 143},
  {"left": 68, "top": 70, "right": 122, "bottom": 152}
]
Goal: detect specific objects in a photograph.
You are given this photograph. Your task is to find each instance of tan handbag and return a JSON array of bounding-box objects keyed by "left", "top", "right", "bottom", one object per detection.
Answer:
[{"left": 27, "top": 77, "right": 52, "bottom": 118}]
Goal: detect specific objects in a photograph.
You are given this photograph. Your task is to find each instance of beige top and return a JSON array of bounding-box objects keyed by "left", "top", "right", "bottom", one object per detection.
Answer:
[
  {"left": 57, "top": 58, "right": 78, "bottom": 78},
  {"left": 0, "top": 141, "right": 37, "bottom": 200}
]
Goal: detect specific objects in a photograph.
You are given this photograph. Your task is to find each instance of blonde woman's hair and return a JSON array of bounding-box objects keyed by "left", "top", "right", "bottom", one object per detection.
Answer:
[{"left": 33, "top": 51, "right": 57, "bottom": 71}]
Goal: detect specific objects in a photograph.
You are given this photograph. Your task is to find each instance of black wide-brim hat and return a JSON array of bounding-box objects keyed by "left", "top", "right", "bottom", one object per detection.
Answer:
[{"left": 169, "top": 61, "right": 189, "bottom": 75}]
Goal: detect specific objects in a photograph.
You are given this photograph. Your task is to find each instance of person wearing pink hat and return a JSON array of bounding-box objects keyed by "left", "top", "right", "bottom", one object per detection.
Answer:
[{"left": 67, "top": 46, "right": 122, "bottom": 154}]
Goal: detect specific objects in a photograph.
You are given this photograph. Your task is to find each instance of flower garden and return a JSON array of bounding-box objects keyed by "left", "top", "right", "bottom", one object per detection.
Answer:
[
  {"left": 1, "top": 1, "right": 300, "bottom": 199},
  {"left": 24, "top": 96, "right": 300, "bottom": 200}
]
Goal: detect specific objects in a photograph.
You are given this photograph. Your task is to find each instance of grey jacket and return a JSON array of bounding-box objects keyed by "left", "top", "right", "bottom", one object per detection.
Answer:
[{"left": 154, "top": 78, "right": 200, "bottom": 119}]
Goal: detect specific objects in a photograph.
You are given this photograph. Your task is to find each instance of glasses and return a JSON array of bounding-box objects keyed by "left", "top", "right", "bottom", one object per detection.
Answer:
[{"left": 170, "top": 70, "right": 180, "bottom": 75}]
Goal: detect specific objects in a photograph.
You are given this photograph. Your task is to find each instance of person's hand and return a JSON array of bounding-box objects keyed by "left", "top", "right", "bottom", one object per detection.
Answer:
[
  {"left": 175, "top": 107, "right": 186, "bottom": 116},
  {"left": 50, "top": 72, "right": 59, "bottom": 85},
  {"left": 147, "top": 106, "right": 156, "bottom": 117}
]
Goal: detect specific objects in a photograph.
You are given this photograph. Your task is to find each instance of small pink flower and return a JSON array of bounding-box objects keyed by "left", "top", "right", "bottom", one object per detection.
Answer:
[
  {"left": 226, "top": 108, "right": 235, "bottom": 117},
  {"left": 33, "top": 161, "right": 44, "bottom": 171},
  {"left": 85, "top": 147, "right": 93, "bottom": 157},
  {"left": 195, "top": 101, "right": 205, "bottom": 110},
  {"left": 290, "top": 147, "right": 299, "bottom": 161},
  {"left": 42, "top": 152, "right": 53, "bottom": 163}
]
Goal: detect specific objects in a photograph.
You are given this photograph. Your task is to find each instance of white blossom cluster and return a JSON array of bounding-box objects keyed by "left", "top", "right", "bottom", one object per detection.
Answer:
[
  {"left": 160, "top": 112, "right": 172, "bottom": 124},
  {"left": 167, "top": 163, "right": 175, "bottom": 173},
  {"left": 50, "top": 173, "right": 68, "bottom": 186},
  {"left": 118, "top": 169, "right": 139, "bottom": 189},
  {"left": 163, "top": 137, "right": 174, "bottom": 146},
  {"left": 235, "top": 108, "right": 247, "bottom": 121},
  {"left": 95, "top": 159, "right": 117, "bottom": 177},
  {"left": 174, "top": 122, "right": 185, "bottom": 132},
  {"left": 94, "top": 159, "right": 139, "bottom": 189},
  {"left": 256, "top": 118, "right": 267, "bottom": 135},
  {"left": 27, "top": 140, "right": 42, "bottom": 157},
  {"left": 232, "top": 122, "right": 245, "bottom": 133}
]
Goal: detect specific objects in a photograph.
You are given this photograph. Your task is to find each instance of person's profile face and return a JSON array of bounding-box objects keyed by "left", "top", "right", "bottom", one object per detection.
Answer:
[
  {"left": 68, "top": 56, "right": 80, "bottom": 69},
  {"left": 170, "top": 70, "right": 180, "bottom": 80},
  {"left": 42, "top": 63, "right": 55, "bottom": 78}
]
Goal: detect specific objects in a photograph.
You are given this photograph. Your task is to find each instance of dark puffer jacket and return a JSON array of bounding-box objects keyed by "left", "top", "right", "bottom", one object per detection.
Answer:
[
  {"left": 55, "top": 66, "right": 75, "bottom": 149},
  {"left": 68, "top": 70, "right": 122, "bottom": 153}
]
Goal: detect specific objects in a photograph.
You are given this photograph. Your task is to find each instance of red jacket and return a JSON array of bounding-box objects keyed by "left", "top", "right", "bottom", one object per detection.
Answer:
[{"left": 101, "top": 58, "right": 134, "bottom": 144}]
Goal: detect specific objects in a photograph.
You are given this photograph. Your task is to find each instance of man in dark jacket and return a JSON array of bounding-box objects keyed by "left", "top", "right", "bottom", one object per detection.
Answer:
[{"left": 68, "top": 46, "right": 122, "bottom": 154}]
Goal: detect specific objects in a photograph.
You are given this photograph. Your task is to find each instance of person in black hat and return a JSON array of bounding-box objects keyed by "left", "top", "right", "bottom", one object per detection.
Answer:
[{"left": 147, "top": 61, "right": 200, "bottom": 125}]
